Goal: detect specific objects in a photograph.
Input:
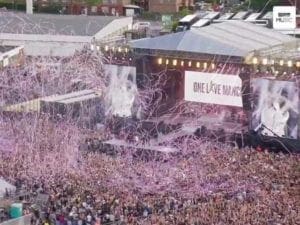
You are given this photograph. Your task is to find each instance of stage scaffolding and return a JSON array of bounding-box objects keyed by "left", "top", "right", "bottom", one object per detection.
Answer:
[{"left": 246, "top": 40, "right": 300, "bottom": 65}]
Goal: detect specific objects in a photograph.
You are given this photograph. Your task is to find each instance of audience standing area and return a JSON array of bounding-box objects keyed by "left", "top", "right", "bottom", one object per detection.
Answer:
[{"left": 99, "top": 21, "right": 300, "bottom": 152}]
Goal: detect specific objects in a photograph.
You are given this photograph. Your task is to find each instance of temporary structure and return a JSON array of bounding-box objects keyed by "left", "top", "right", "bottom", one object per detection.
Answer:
[{"left": 0, "top": 178, "right": 16, "bottom": 198}]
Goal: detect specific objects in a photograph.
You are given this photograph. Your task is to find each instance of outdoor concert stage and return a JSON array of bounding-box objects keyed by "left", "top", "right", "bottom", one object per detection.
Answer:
[
  {"left": 103, "top": 139, "right": 178, "bottom": 154},
  {"left": 92, "top": 131, "right": 181, "bottom": 160},
  {"left": 146, "top": 114, "right": 247, "bottom": 134},
  {"left": 96, "top": 113, "right": 250, "bottom": 158},
  {"left": 99, "top": 21, "right": 300, "bottom": 152}
]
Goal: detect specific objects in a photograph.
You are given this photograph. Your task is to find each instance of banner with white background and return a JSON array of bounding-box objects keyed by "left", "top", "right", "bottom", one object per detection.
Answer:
[{"left": 184, "top": 71, "right": 243, "bottom": 107}]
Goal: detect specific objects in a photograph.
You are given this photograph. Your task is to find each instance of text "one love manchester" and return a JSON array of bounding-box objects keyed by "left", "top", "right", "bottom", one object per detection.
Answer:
[{"left": 193, "top": 81, "right": 241, "bottom": 97}]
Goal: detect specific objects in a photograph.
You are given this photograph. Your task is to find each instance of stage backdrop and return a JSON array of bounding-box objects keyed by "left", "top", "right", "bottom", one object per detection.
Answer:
[
  {"left": 251, "top": 78, "right": 299, "bottom": 139},
  {"left": 104, "top": 64, "right": 140, "bottom": 118},
  {"left": 184, "top": 71, "right": 243, "bottom": 107}
]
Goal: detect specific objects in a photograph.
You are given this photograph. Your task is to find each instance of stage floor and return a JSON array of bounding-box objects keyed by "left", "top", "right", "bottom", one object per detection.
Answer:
[
  {"left": 98, "top": 114, "right": 249, "bottom": 155},
  {"left": 103, "top": 138, "right": 179, "bottom": 153},
  {"left": 146, "top": 114, "right": 247, "bottom": 134}
]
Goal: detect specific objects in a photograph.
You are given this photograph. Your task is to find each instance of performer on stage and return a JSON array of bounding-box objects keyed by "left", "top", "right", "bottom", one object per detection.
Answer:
[
  {"left": 261, "top": 100, "right": 289, "bottom": 137},
  {"left": 273, "top": 101, "right": 289, "bottom": 137},
  {"left": 252, "top": 78, "right": 298, "bottom": 139}
]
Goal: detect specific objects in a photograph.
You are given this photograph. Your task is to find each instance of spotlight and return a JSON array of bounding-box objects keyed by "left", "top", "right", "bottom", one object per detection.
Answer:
[
  {"left": 279, "top": 60, "right": 284, "bottom": 66},
  {"left": 252, "top": 57, "right": 258, "bottom": 65},
  {"left": 111, "top": 46, "right": 115, "bottom": 52},
  {"left": 203, "top": 62, "right": 207, "bottom": 69},
  {"left": 297, "top": 62, "right": 300, "bottom": 68},
  {"left": 166, "top": 59, "right": 169, "bottom": 65},
  {"left": 118, "top": 47, "right": 122, "bottom": 52},
  {"left": 129, "top": 58, "right": 132, "bottom": 61},
  {"left": 125, "top": 48, "right": 128, "bottom": 53},
  {"left": 287, "top": 60, "right": 293, "bottom": 67},
  {"left": 270, "top": 59, "right": 275, "bottom": 65},
  {"left": 188, "top": 61, "right": 192, "bottom": 67},
  {"left": 181, "top": 61, "right": 184, "bottom": 66},
  {"left": 196, "top": 62, "right": 200, "bottom": 68},
  {"left": 96, "top": 46, "right": 100, "bottom": 51},
  {"left": 262, "top": 58, "right": 268, "bottom": 65},
  {"left": 172, "top": 59, "right": 177, "bottom": 66},
  {"left": 158, "top": 58, "right": 163, "bottom": 65},
  {"left": 211, "top": 63, "right": 215, "bottom": 69},
  {"left": 90, "top": 44, "right": 94, "bottom": 51},
  {"left": 104, "top": 45, "right": 109, "bottom": 51}
]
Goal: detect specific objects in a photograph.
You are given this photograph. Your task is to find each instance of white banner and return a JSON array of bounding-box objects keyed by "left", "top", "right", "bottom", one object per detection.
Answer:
[
  {"left": 184, "top": 71, "right": 243, "bottom": 107},
  {"left": 273, "top": 6, "right": 296, "bottom": 30}
]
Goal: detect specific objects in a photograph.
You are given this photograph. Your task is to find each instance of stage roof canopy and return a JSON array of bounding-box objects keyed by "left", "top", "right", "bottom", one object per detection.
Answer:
[{"left": 131, "top": 20, "right": 300, "bottom": 61}]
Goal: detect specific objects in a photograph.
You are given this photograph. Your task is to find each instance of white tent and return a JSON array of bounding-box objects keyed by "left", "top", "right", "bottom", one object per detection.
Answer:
[{"left": 0, "top": 178, "right": 16, "bottom": 198}]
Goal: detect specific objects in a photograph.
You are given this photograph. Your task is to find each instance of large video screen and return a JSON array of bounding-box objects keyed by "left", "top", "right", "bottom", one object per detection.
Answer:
[
  {"left": 184, "top": 71, "right": 243, "bottom": 107},
  {"left": 104, "top": 65, "right": 140, "bottom": 118},
  {"left": 251, "top": 78, "right": 299, "bottom": 139}
]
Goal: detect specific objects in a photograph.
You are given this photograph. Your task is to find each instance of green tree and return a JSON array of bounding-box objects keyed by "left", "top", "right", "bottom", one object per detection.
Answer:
[
  {"left": 171, "top": 21, "right": 178, "bottom": 32},
  {"left": 170, "top": 7, "right": 192, "bottom": 32},
  {"left": 205, "top": 0, "right": 220, "bottom": 4},
  {"left": 84, "top": 0, "right": 102, "bottom": 6},
  {"left": 247, "top": 0, "right": 279, "bottom": 11},
  {"left": 179, "top": 7, "right": 191, "bottom": 18}
]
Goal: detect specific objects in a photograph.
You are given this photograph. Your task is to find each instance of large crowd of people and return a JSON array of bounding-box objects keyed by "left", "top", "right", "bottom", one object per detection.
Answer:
[
  {"left": 0, "top": 117, "right": 299, "bottom": 225},
  {"left": 0, "top": 39, "right": 299, "bottom": 225}
]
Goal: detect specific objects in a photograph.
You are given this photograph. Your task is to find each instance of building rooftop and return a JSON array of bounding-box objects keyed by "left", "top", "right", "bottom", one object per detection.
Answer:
[
  {"left": 0, "top": 45, "right": 17, "bottom": 53},
  {"left": 3, "top": 89, "right": 101, "bottom": 113},
  {"left": 0, "top": 12, "right": 118, "bottom": 36},
  {"left": 180, "top": 14, "right": 198, "bottom": 23},
  {"left": 131, "top": 20, "right": 298, "bottom": 58}
]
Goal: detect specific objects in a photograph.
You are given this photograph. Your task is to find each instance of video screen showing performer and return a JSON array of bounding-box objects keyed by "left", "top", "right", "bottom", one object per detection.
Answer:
[
  {"left": 251, "top": 78, "right": 299, "bottom": 139},
  {"left": 103, "top": 65, "right": 142, "bottom": 137},
  {"left": 104, "top": 65, "right": 140, "bottom": 119}
]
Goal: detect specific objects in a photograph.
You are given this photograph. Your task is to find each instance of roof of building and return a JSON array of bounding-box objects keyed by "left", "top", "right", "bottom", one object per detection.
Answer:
[
  {"left": 0, "top": 12, "right": 118, "bottom": 36},
  {"left": 124, "top": 4, "right": 141, "bottom": 9},
  {"left": 232, "top": 11, "right": 251, "bottom": 20},
  {"left": 180, "top": 14, "right": 198, "bottom": 23},
  {"left": 245, "top": 12, "right": 262, "bottom": 21},
  {"left": 42, "top": 89, "right": 97, "bottom": 102},
  {"left": 0, "top": 33, "right": 92, "bottom": 43},
  {"left": 0, "top": 45, "right": 16, "bottom": 53},
  {"left": 217, "top": 12, "right": 234, "bottom": 20},
  {"left": 0, "top": 45, "right": 23, "bottom": 62},
  {"left": 3, "top": 89, "right": 101, "bottom": 113},
  {"left": 203, "top": 12, "right": 220, "bottom": 20},
  {"left": 191, "top": 19, "right": 210, "bottom": 28},
  {"left": 131, "top": 20, "right": 298, "bottom": 58}
]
